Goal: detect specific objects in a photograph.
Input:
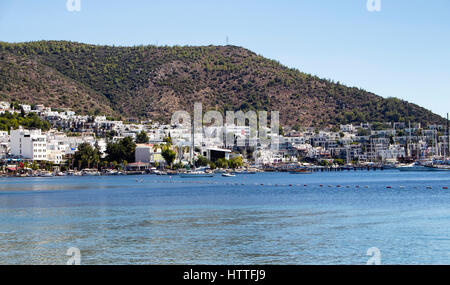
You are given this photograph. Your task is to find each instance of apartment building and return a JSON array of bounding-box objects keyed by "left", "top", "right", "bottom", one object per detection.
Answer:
[{"left": 10, "top": 128, "right": 47, "bottom": 161}]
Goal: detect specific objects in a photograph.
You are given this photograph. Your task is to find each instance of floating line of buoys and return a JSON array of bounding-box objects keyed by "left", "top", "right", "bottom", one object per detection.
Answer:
[{"left": 148, "top": 180, "right": 448, "bottom": 190}]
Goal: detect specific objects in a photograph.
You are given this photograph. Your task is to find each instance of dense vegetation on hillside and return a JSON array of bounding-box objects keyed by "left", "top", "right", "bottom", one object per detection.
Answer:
[
  {"left": 0, "top": 41, "right": 445, "bottom": 127},
  {"left": 0, "top": 112, "right": 51, "bottom": 132}
]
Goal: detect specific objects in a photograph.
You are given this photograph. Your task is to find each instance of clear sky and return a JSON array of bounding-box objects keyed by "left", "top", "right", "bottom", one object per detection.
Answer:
[{"left": 0, "top": 0, "right": 449, "bottom": 118}]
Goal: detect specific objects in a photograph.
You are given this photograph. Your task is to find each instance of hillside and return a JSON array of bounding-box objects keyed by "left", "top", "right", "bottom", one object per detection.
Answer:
[{"left": 0, "top": 41, "right": 445, "bottom": 127}]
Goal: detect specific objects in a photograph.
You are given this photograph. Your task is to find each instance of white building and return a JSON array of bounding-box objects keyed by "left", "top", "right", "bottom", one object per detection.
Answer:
[
  {"left": 0, "top": 131, "right": 9, "bottom": 159},
  {"left": 0, "top": 101, "right": 10, "bottom": 110},
  {"left": 46, "top": 150, "right": 64, "bottom": 164},
  {"left": 135, "top": 144, "right": 164, "bottom": 163},
  {"left": 10, "top": 128, "right": 47, "bottom": 161},
  {"left": 20, "top": 104, "right": 32, "bottom": 113},
  {"left": 340, "top": 124, "right": 355, "bottom": 133}
]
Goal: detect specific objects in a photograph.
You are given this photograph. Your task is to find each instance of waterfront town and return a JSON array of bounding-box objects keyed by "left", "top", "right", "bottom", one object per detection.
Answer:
[{"left": 1, "top": 101, "right": 449, "bottom": 176}]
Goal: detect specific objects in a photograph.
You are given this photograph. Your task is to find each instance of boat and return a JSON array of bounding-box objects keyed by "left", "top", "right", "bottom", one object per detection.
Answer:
[
  {"left": 38, "top": 171, "right": 54, "bottom": 177},
  {"left": 397, "top": 162, "right": 439, "bottom": 172},
  {"left": 289, "top": 168, "right": 313, "bottom": 174},
  {"left": 222, "top": 173, "right": 236, "bottom": 177},
  {"left": 104, "top": 169, "right": 121, "bottom": 176},
  {"left": 231, "top": 171, "right": 257, "bottom": 175},
  {"left": 66, "top": 170, "right": 82, "bottom": 176},
  {"left": 179, "top": 171, "right": 215, "bottom": 178},
  {"left": 426, "top": 165, "right": 450, "bottom": 171},
  {"left": 81, "top": 169, "right": 101, "bottom": 176}
]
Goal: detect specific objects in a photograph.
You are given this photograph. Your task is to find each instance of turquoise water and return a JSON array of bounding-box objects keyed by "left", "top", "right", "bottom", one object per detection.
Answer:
[{"left": 0, "top": 171, "right": 450, "bottom": 265}]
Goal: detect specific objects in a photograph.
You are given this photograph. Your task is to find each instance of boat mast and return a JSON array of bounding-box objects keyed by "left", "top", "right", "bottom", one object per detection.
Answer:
[
  {"left": 190, "top": 120, "right": 194, "bottom": 166},
  {"left": 407, "top": 120, "right": 411, "bottom": 158},
  {"left": 446, "top": 113, "right": 450, "bottom": 158}
]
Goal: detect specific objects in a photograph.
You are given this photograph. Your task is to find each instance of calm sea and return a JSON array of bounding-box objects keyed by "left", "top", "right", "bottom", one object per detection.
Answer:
[{"left": 1, "top": 170, "right": 450, "bottom": 265}]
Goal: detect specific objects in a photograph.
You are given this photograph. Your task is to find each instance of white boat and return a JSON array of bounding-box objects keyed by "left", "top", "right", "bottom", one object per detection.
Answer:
[
  {"left": 104, "top": 169, "right": 120, "bottom": 176},
  {"left": 222, "top": 173, "right": 236, "bottom": 177},
  {"left": 397, "top": 162, "right": 439, "bottom": 172},
  {"left": 38, "top": 171, "right": 54, "bottom": 177},
  {"left": 231, "top": 170, "right": 257, "bottom": 175},
  {"left": 179, "top": 171, "right": 215, "bottom": 178},
  {"left": 81, "top": 169, "right": 101, "bottom": 176}
]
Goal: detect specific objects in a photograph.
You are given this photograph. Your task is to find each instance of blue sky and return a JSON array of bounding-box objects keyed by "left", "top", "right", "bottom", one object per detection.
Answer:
[{"left": 0, "top": 0, "right": 449, "bottom": 118}]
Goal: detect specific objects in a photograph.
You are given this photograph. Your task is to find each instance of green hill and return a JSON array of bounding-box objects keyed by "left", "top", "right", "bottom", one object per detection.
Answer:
[{"left": 0, "top": 41, "right": 445, "bottom": 127}]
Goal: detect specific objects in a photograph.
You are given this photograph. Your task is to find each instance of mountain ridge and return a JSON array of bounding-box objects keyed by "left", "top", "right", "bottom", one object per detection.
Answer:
[{"left": 0, "top": 40, "right": 445, "bottom": 127}]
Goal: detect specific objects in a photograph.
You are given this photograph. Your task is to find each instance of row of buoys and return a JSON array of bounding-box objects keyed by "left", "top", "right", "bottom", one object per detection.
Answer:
[{"left": 147, "top": 180, "right": 448, "bottom": 189}]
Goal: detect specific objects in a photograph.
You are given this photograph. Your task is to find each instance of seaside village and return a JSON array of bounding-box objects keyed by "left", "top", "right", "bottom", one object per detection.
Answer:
[{"left": 1, "top": 101, "right": 449, "bottom": 176}]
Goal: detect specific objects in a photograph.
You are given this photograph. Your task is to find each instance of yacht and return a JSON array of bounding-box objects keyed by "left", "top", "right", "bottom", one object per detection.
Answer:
[
  {"left": 38, "top": 171, "right": 54, "bottom": 177},
  {"left": 397, "top": 162, "right": 437, "bottom": 172},
  {"left": 179, "top": 171, "right": 215, "bottom": 178},
  {"left": 81, "top": 169, "right": 101, "bottom": 176}
]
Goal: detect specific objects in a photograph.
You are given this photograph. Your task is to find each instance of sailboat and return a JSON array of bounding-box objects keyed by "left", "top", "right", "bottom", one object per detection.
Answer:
[
  {"left": 427, "top": 113, "right": 450, "bottom": 171},
  {"left": 179, "top": 126, "right": 215, "bottom": 178}
]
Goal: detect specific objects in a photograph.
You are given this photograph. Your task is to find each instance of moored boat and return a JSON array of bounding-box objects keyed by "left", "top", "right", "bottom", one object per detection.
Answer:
[
  {"left": 179, "top": 171, "right": 215, "bottom": 178},
  {"left": 397, "top": 162, "right": 439, "bottom": 172},
  {"left": 81, "top": 169, "right": 101, "bottom": 176},
  {"left": 38, "top": 171, "right": 54, "bottom": 177},
  {"left": 289, "top": 168, "right": 313, "bottom": 174}
]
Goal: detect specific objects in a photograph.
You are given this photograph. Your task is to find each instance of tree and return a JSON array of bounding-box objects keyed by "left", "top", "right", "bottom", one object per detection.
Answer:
[
  {"left": 161, "top": 146, "right": 176, "bottom": 167},
  {"left": 31, "top": 161, "right": 39, "bottom": 171},
  {"left": 216, "top": 158, "right": 228, "bottom": 169},
  {"left": 135, "top": 130, "right": 149, "bottom": 144},
  {"left": 228, "top": 156, "right": 244, "bottom": 169},
  {"left": 208, "top": 161, "right": 217, "bottom": 170},
  {"left": 195, "top": 155, "right": 209, "bottom": 168},
  {"left": 73, "top": 143, "right": 101, "bottom": 170},
  {"left": 105, "top": 137, "right": 136, "bottom": 163},
  {"left": 163, "top": 135, "right": 172, "bottom": 146},
  {"left": 0, "top": 111, "right": 51, "bottom": 132},
  {"left": 357, "top": 128, "right": 370, "bottom": 136}
]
